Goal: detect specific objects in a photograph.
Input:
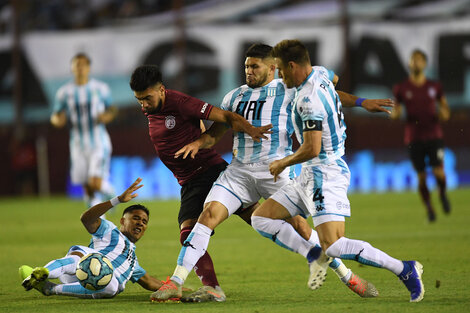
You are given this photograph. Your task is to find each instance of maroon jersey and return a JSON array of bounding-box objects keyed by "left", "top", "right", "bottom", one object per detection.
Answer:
[
  {"left": 393, "top": 79, "right": 444, "bottom": 145},
  {"left": 146, "top": 89, "right": 225, "bottom": 185}
]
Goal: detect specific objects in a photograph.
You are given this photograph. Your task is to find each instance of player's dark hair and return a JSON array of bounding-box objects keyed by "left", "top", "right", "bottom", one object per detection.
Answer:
[
  {"left": 72, "top": 52, "right": 91, "bottom": 65},
  {"left": 122, "top": 204, "right": 149, "bottom": 218},
  {"left": 129, "top": 65, "right": 163, "bottom": 92},
  {"left": 411, "top": 49, "right": 427, "bottom": 62},
  {"left": 245, "top": 43, "right": 273, "bottom": 59},
  {"left": 272, "top": 39, "right": 311, "bottom": 66}
]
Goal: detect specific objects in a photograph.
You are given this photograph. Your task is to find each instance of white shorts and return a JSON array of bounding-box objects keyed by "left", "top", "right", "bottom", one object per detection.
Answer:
[
  {"left": 271, "top": 158, "right": 351, "bottom": 227},
  {"left": 204, "top": 159, "right": 294, "bottom": 216},
  {"left": 70, "top": 143, "right": 111, "bottom": 185}
]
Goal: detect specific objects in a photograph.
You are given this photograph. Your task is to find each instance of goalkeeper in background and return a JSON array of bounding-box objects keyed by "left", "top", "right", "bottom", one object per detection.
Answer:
[{"left": 19, "top": 178, "right": 165, "bottom": 299}]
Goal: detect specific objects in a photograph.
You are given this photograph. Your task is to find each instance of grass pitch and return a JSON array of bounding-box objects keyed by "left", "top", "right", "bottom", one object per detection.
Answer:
[{"left": 1, "top": 188, "right": 469, "bottom": 313}]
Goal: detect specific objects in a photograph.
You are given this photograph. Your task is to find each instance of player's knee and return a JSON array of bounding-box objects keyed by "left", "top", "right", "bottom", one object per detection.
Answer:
[
  {"left": 198, "top": 203, "right": 227, "bottom": 227},
  {"left": 251, "top": 215, "right": 268, "bottom": 232}
]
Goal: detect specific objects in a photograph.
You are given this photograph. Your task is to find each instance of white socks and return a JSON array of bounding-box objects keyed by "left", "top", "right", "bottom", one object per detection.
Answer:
[
  {"left": 172, "top": 222, "right": 212, "bottom": 285},
  {"left": 45, "top": 255, "right": 80, "bottom": 279},
  {"left": 251, "top": 216, "right": 313, "bottom": 258},
  {"left": 326, "top": 237, "right": 404, "bottom": 275}
]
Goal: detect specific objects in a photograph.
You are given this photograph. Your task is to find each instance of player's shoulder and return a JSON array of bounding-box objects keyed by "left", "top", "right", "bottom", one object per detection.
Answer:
[
  {"left": 89, "top": 78, "right": 110, "bottom": 89},
  {"left": 57, "top": 80, "right": 74, "bottom": 93},
  {"left": 223, "top": 85, "right": 249, "bottom": 103}
]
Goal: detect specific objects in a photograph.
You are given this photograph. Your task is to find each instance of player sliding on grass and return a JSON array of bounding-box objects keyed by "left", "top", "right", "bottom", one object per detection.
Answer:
[
  {"left": 151, "top": 43, "right": 395, "bottom": 302},
  {"left": 248, "top": 39, "right": 424, "bottom": 302},
  {"left": 19, "top": 178, "right": 166, "bottom": 299}
]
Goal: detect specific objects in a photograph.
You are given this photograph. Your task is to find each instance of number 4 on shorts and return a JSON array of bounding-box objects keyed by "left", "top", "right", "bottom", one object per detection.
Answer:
[{"left": 313, "top": 188, "right": 324, "bottom": 202}]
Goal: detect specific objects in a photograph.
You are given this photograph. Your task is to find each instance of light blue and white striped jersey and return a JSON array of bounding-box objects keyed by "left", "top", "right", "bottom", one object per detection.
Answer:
[
  {"left": 292, "top": 66, "right": 346, "bottom": 167},
  {"left": 221, "top": 79, "right": 295, "bottom": 163},
  {"left": 53, "top": 78, "right": 112, "bottom": 151},
  {"left": 89, "top": 219, "right": 146, "bottom": 292}
]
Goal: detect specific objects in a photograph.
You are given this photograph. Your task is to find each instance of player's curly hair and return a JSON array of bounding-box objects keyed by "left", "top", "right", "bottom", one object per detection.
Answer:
[
  {"left": 272, "top": 39, "right": 310, "bottom": 66},
  {"left": 122, "top": 204, "right": 149, "bottom": 218},
  {"left": 129, "top": 65, "right": 163, "bottom": 92}
]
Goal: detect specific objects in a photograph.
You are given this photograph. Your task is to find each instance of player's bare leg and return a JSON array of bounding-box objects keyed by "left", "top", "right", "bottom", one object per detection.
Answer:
[
  {"left": 432, "top": 166, "right": 451, "bottom": 214},
  {"left": 417, "top": 172, "right": 436, "bottom": 222}
]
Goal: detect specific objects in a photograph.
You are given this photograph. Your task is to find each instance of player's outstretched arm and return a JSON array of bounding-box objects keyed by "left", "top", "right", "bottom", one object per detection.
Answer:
[
  {"left": 208, "top": 106, "right": 272, "bottom": 142},
  {"left": 175, "top": 122, "right": 229, "bottom": 159},
  {"left": 337, "top": 91, "right": 394, "bottom": 114},
  {"left": 438, "top": 96, "right": 451, "bottom": 122},
  {"left": 137, "top": 273, "right": 164, "bottom": 291},
  {"left": 269, "top": 130, "right": 321, "bottom": 182},
  {"left": 80, "top": 178, "right": 144, "bottom": 234},
  {"left": 98, "top": 106, "right": 118, "bottom": 124}
]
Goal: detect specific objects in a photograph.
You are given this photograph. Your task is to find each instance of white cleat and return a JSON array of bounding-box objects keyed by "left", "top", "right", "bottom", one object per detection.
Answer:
[{"left": 308, "top": 252, "right": 332, "bottom": 290}]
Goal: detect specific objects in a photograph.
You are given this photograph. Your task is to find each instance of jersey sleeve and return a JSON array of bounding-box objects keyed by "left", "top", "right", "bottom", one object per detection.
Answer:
[
  {"left": 297, "top": 87, "right": 325, "bottom": 122},
  {"left": 100, "top": 83, "right": 113, "bottom": 108},
  {"left": 130, "top": 259, "right": 147, "bottom": 283},
  {"left": 312, "top": 66, "right": 335, "bottom": 82},
  {"left": 178, "top": 94, "right": 214, "bottom": 120},
  {"left": 53, "top": 86, "right": 67, "bottom": 113},
  {"left": 392, "top": 83, "right": 402, "bottom": 102},
  {"left": 220, "top": 90, "right": 234, "bottom": 111},
  {"left": 91, "top": 219, "right": 115, "bottom": 239}
]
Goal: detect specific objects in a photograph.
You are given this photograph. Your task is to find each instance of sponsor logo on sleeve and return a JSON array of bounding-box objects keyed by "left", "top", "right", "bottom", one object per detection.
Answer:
[{"left": 201, "top": 103, "right": 209, "bottom": 114}]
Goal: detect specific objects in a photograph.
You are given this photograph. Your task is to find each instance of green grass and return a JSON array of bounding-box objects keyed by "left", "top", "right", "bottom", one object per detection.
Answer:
[{"left": 1, "top": 188, "right": 470, "bottom": 312}]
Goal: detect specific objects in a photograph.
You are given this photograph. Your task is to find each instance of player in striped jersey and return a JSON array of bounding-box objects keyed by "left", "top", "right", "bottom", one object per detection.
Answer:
[
  {"left": 152, "top": 44, "right": 394, "bottom": 302},
  {"left": 20, "top": 178, "right": 165, "bottom": 298},
  {"left": 252, "top": 39, "right": 424, "bottom": 302},
  {"left": 50, "top": 53, "right": 117, "bottom": 208}
]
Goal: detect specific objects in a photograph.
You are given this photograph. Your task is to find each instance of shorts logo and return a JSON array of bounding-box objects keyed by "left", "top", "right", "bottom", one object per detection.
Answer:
[
  {"left": 406, "top": 90, "right": 413, "bottom": 99},
  {"left": 428, "top": 87, "right": 436, "bottom": 98},
  {"left": 165, "top": 115, "right": 176, "bottom": 129},
  {"left": 200, "top": 103, "right": 209, "bottom": 114},
  {"left": 315, "top": 205, "right": 325, "bottom": 212},
  {"left": 336, "top": 201, "right": 350, "bottom": 211}
]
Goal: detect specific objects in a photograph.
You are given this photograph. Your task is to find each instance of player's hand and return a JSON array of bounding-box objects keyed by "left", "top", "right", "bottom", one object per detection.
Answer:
[
  {"left": 248, "top": 124, "right": 273, "bottom": 143},
  {"left": 362, "top": 99, "right": 395, "bottom": 114},
  {"left": 269, "top": 159, "right": 286, "bottom": 182},
  {"left": 118, "top": 178, "right": 144, "bottom": 203},
  {"left": 175, "top": 141, "right": 201, "bottom": 159}
]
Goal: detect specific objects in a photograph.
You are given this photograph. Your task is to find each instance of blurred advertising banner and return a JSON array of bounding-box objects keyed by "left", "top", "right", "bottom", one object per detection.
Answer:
[{"left": 0, "top": 18, "right": 469, "bottom": 123}]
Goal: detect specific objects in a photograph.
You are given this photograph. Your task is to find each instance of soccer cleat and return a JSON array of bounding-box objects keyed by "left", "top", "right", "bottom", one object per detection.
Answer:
[
  {"left": 399, "top": 261, "right": 424, "bottom": 302},
  {"left": 181, "top": 285, "right": 226, "bottom": 303},
  {"left": 21, "top": 266, "right": 49, "bottom": 291},
  {"left": 19, "top": 265, "right": 34, "bottom": 291},
  {"left": 31, "top": 280, "right": 55, "bottom": 296},
  {"left": 150, "top": 277, "right": 182, "bottom": 302},
  {"left": 346, "top": 273, "right": 379, "bottom": 298},
  {"left": 307, "top": 252, "right": 331, "bottom": 290}
]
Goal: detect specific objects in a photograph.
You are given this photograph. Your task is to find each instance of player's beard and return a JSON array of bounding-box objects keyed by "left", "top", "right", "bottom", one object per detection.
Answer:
[
  {"left": 247, "top": 71, "right": 268, "bottom": 88},
  {"left": 144, "top": 99, "right": 163, "bottom": 115}
]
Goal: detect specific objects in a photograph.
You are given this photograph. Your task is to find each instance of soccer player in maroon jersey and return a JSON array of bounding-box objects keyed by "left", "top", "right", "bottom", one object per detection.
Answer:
[
  {"left": 392, "top": 49, "right": 451, "bottom": 222},
  {"left": 129, "top": 65, "right": 271, "bottom": 301}
]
